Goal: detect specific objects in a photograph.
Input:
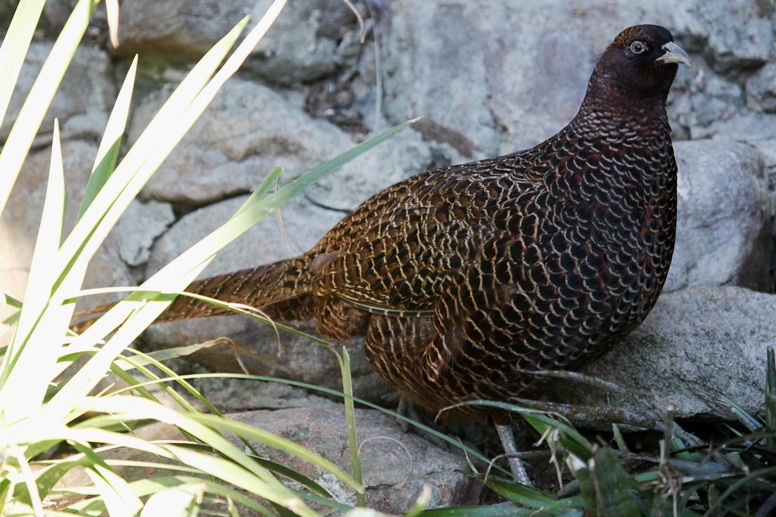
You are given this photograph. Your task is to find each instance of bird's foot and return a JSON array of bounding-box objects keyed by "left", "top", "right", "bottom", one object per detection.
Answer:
[
  {"left": 391, "top": 394, "right": 451, "bottom": 449},
  {"left": 495, "top": 423, "right": 531, "bottom": 486}
]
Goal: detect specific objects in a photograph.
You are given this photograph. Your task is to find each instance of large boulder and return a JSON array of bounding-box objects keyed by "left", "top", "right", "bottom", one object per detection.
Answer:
[
  {"left": 666, "top": 140, "right": 771, "bottom": 292},
  {"left": 114, "top": 0, "right": 361, "bottom": 85},
  {"left": 228, "top": 407, "right": 480, "bottom": 513},
  {"left": 546, "top": 286, "right": 776, "bottom": 420},
  {"left": 132, "top": 78, "right": 444, "bottom": 209}
]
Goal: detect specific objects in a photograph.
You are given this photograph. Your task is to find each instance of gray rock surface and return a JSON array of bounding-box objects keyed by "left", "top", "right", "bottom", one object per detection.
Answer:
[
  {"left": 243, "top": 0, "right": 360, "bottom": 85},
  {"left": 132, "top": 78, "right": 442, "bottom": 209},
  {"left": 192, "top": 377, "right": 340, "bottom": 413},
  {"left": 747, "top": 62, "right": 776, "bottom": 113},
  {"left": 116, "top": 0, "right": 359, "bottom": 85},
  {"left": 114, "top": 0, "right": 254, "bottom": 59},
  {"left": 114, "top": 199, "right": 175, "bottom": 267},
  {"left": 2, "top": 43, "right": 114, "bottom": 143},
  {"left": 666, "top": 140, "right": 771, "bottom": 292},
  {"left": 229, "top": 407, "right": 480, "bottom": 513},
  {"left": 382, "top": 0, "right": 677, "bottom": 157},
  {"left": 671, "top": 65, "right": 744, "bottom": 135},
  {"left": 668, "top": 0, "right": 773, "bottom": 74},
  {"left": 546, "top": 286, "right": 776, "bottom": 420}
]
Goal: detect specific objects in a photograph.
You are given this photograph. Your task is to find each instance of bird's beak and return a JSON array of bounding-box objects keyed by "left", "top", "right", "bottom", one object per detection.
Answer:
[{"left": 657, "top": 41, "right": 692, "bottom": 66}]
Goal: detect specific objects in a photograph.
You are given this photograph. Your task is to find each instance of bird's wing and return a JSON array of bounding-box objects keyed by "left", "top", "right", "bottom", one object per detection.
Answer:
[
  {"left": 421, "top": 231, "right": 618, "bottom": 395},
  {"left": 309, "top": 157, "right": 544, "bottom": 313}
]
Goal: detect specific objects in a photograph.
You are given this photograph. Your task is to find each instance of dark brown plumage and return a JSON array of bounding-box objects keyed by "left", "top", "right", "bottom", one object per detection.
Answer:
[{"left": 79, "top": 25, "right": 689, "bottom": 480}]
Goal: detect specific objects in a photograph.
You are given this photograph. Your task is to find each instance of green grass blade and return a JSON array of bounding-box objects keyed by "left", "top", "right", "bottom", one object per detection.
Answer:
[
  {"left": 340, "top": 347, "right": 365, "bottom": 506},
  {"left": 484, "top": 475, "right": 572, "bottom": 511},
  {"left": 66, "top": 476, "right": 278, "bottom": 516},
  {"left": 0, "top": 0, "right": 97, "bottom": 214},
  {"left": 140, "top": 483, "right": 202, "bottom": 517},
  {"left": 76, "top": 56, "right": 138, "bottom": 222},
  {"left": 1, "top": 292, "right": 22, "bottom": 310},
  {"left": 71, "top": 441, "right": 144, "bottom": 516},
  {"left": 719, "top": 394, "right": 762, "bottom": 433},
  {"left": 588, "top": 447, "right": 640, "bottom": 517},
  {"left": 0, "top": 122, "right": 66, "bottom": 415},
  {"left": 268, "top": 117, "right": 418, "bottom": 210},
  {"left": 13, "top": 121, "right": 64, "bottom": 337},
  {"left": 612, "top": 424, "right": 629, "bottom": 452},
  {"left": 61, "top": 425, "right": 317, "bottom": 516},
  {"left": 0, "top": 0, "right": 45, "bottom": 131}
]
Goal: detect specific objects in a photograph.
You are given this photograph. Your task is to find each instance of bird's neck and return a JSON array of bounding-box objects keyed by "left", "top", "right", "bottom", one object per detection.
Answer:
[
  {"left": 573, "top": 70, "right": 672, "bottom": 135},
  {"left": 576, "top": 100, "right": 669, "bottom": 139}
]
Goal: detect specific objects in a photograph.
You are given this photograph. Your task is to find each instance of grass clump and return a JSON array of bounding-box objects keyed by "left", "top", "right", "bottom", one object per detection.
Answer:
[{"left": 0, "top": 1, "right": 411, "bottom": 514}]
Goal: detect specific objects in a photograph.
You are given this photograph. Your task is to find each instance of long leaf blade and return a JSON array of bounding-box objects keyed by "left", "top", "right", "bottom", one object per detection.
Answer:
[
  {"left": 0, "top": 0, "right": 45, "bottom": 132},
  {"left": 76, "top": 56, "right": 138, "bottom": 222},
  {"left": 0, "top": 0, "right": 96, "bottom": 214}
]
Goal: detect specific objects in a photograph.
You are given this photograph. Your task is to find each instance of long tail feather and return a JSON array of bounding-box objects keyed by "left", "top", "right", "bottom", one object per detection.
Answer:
[{"left": 72, "top": 256, "right": 311, "bottom": 333}]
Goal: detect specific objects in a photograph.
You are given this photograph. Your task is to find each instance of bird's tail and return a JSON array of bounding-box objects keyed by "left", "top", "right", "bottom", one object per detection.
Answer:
[{"left": 72, "top": 256, "right": 312, "bottom": 333}]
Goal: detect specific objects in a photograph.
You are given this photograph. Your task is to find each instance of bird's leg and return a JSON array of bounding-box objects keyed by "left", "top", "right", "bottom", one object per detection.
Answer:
[
  {"left": 395, "top": 394, "right": 415, "bottom": 433},
  {"left": 495, "top": 422, "right": 531, "bottom": 485}
]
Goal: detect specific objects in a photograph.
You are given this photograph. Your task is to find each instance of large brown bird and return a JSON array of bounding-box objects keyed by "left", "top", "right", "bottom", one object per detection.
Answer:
[{"left": 80, "top": 25, "right": 690, "bottom": 484}]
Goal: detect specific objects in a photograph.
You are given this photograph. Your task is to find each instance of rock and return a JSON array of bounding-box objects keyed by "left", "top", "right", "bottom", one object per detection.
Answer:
[
  {"left": 192, "top": 376, "right": 340, "bottom": 413},
  {"left": 747, "top": 63, "right": 776, "bottom": 113},
  {"left": 545, "top": 286, "right": 776, "bottom": 420},
  {"left": 132, "top": 79, "right": 340, "bottom": 205},
  {"left": 0, "top": 141, "right": 134, "bottom": 322},
  {"left": 132, "top": 77, "right": 443, "bottom": 210},
  {"left": 690, "top": 116, "right": 776, "bottom": 256},
  {"left": 381, "top": 0, "right": 681, "bottom": 157},
  {"left": 695, "top": 112, "right": 776, "bottom": 143},
  {"left": 665, "top": 140, "right": 771, "bottom": 292},
  {"left": 668, "top": 0, "right": 773, "bottom": 74},
  {"left": 115, "top": 0, "right": 359, "bottom": 85},
  {"left": 2, "top": 43, "right": 114, "bottom": 143},
  {"left": 243, "top": 0, "right": 360, "bottom": 85},
  {"left": 671, "top": 65, "right": 743, "bottom": 135},
  {"left": 228, "top": 407, "right": 480, "bottom": 513},
  {"left": 114, "top": 0, "right": 254, "bottom": 59},
  {"left": 52, "top": 407, "right": 479, "bottom": 514},
  {"left": 114, "top": 199, "right": 175, "bottom": 267}
]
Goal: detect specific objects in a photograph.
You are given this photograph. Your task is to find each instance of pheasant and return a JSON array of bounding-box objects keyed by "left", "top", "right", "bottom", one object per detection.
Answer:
[{"left": 79, "top": 25, "right": 690, "bottom": 484}]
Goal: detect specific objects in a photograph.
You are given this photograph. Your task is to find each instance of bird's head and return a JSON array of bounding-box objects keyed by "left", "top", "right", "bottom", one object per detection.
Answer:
[{"left": 585, "top": 25, "right": 691, "bottom": 110}]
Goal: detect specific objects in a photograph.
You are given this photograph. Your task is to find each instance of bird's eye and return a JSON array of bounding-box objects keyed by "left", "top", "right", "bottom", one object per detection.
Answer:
[{"left": 630, "top": 41, "right": 647, "bottom": 54}]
